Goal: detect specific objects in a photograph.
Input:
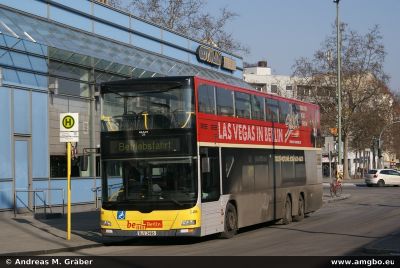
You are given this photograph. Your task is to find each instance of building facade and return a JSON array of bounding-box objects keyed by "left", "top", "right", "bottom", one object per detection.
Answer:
[
  {"left": 0, "top": 0, "right": 247, "bottom": 211},
  {"left": 243, "top": 61, "right": 296, "bottom": 98}
]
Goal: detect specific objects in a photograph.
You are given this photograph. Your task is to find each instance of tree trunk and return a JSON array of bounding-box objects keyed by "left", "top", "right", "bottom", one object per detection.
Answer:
[
  {"left": 343, "top": 135, "right": 351, "bottom": 180},
  {"left": 361, "top": 149, "right": 365, "bottom": 178},
  {"left": 355, "top": 151, "right": 359, "bottom": 179},
  {"left": 372, "top": 146, "right": 376, "bottom": 169}
]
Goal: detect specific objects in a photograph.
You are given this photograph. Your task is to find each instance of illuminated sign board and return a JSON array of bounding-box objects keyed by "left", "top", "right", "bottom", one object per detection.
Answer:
[
  {"left": 222, "top": 56, "right": 236, "bottom": 71},
  {"left": 197, "top": 45, "right": 222, "bottom": 66},
  {"left": 196, "top": 45, "right": 237, "bottom": 71},
  {"left": 109, "top": 138, "right": 180, "bottom": 154}
]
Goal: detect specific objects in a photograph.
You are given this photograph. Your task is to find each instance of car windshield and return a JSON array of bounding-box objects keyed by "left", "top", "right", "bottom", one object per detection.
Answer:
[{"left": 368, "top": 170, "right": 377, "bottom": 174}]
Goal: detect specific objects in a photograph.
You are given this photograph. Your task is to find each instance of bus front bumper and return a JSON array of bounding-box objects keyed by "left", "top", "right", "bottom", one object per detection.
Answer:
[{"left": 101, "top": 227, "right": 201, "bottom": 237}]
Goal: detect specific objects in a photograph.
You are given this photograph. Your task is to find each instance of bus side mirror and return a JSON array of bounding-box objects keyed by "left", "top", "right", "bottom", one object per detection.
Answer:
[
  {"left": 80, "top": 155, "right": 89, "bottom": 171},
  {"left": 201, "top": 157, "right": 211, "bottom": 173}
]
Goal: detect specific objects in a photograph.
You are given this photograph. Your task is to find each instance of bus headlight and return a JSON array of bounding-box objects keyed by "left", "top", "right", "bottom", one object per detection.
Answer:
[
  {"left": 181, "top": 220, "right": 196, "bottom": 226},
  {"left": 100, "top": 220, "right": 112, "bottom": 226}
]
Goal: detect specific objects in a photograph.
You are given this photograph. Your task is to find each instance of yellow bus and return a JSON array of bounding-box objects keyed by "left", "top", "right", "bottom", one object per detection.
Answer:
[{"left": 99, "top": 76, "right": 323, "bottom": 238}]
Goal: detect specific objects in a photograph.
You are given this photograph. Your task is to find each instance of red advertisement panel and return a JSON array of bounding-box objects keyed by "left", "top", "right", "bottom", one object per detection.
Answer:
[
  {"left": 194, "top": 77, "right": 320, "bottom": 148},
  {"left": 197, "top": 114, "right": 318, "bottom": 148}
]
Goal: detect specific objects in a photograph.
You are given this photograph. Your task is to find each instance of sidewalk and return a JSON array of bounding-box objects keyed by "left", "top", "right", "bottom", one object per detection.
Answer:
[
  {"left": 0, "top": 204, "right": 129, "bottom": 256},
  {"left": 1, "top": 198, "right": 399, "bottom": 256},
  {"left": 322, "top": 177, "right": 365, "bottom": 186},
  {"left": 322, "top": 178, "right": 364, "bottom": 201}
]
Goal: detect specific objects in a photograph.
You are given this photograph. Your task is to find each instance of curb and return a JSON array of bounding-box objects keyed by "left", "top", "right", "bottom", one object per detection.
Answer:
[
  {"left": 323, "top": 194, "right": 351, "bottom": 204},
  {"left": 0, "top": 238, "right": 136, "bottom": 256},
  {"left": 322, "top": 183, "right": 358, "bottom": 187},
  {"left": 0, "top": 243, "right": 103, "bottom": 257}
]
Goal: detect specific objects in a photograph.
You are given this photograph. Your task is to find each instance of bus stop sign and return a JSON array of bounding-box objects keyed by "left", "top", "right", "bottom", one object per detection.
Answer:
[{"left": 60, "top": 113, "right": 79, "bottom": 142}]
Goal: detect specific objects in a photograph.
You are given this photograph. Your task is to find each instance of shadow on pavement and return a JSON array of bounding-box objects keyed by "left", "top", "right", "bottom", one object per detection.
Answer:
[
  {"left": 33, "top": 209, "right": 214, "bottom": 247},
  {"left": 345, "top": 226, "right": 400, "bottom": 256},
  {"left": 32, "top": 209, "right": 106, "bottom": 243}
]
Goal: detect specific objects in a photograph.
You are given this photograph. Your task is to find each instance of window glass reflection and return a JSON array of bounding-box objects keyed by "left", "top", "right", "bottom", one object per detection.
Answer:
[
  {"left": 23, "top": 40, "right": 46, "bottom": 56},
  {"left": 10, "top": 52, "right": 31, "bottom": 69},
  {"left": 2, "top": 68, "right": 19, "bottom": 84},
  {"left": 50, "top": 7, "right": 91, "bottom": 32},
  {"left": 94, "top": 22, "right": 129, "bottom": 44},
  {"left": 93, "top": 4, "right": 129, "bottom": 28},
  {"left": 0, "top": 49, "right": 13, "bottom": 66},
  {"left": 18, "top": 71, "right": 37, "bottom": 86},
  {"left": 35, "top": 74, "right": 48, "bottom": 89},
  {"left": 29, "top": 56, "right": 47, "bottom": 72}
]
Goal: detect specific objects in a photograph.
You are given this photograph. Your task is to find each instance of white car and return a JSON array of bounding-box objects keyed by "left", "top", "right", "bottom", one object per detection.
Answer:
[{"left": 365, "top": 169, "right": 400, "bottom": 187}]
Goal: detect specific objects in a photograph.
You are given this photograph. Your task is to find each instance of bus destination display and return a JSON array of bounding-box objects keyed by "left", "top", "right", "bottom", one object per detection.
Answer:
[{"left": 108, "top": 138, "right": 181, "bottom": 155}]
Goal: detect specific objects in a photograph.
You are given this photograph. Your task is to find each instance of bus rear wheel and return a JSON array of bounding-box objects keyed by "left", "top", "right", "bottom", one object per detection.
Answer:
[
  {"left": 220, "top": 203, "right": 238, "bottom": 239},
  {"left": 282, "top": 196, "right": 292, "bottom": 225},
  {"left": 293, "top": 195, "right": 305, "bottom": 222}
]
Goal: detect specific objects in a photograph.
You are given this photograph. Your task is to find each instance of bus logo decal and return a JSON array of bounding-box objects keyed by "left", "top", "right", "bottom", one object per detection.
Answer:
[
  {"left": 144, "top": 220, "right": 163, "bottom": 228},
  {"left": 139, "top": 130, "right": 149, "bottom": 136},
  {"left": 127, "top": 221, "right": 147, "bottom": 230},
  {"left": 285, "top": 112, "right": 301, "bottom": 143}
]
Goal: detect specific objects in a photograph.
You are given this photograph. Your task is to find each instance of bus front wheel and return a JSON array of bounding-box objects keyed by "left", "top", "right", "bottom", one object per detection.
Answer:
[{"left": 220, "top": 203, "right": 238, "bottom": 239}]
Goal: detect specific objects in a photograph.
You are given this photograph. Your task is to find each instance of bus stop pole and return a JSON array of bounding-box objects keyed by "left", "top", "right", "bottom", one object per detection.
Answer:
[{"left": 67, "top": 142, "right": 71, "bottom": 240}]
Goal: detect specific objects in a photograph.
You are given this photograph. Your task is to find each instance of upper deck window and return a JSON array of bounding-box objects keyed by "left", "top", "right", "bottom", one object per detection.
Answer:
[
  {"left": 235, "top": 92, "right": 251, "bottom": 119},
  {"left": 251, "top": 95, "right": 264, "bottom": 120},
  {"left": 266, "top": 99, "right": 279, "bottom": 123},
  {"left": 101, "top": 81, "right": 194, "bottom": 131},
  {"left": 216, "top": 87, "right": 234, "bottom": 117},
  {"left": 279, "top": 101, "right": 290, "bottom": 124},
  {"left": 198, "top": 84, "right": 215, "bottom": 114}
]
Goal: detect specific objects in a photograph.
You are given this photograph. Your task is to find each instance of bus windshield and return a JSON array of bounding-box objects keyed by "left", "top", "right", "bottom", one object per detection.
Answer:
[
  {"left": 102, "top": 157, "right": 198, "bottom": 211},
  {"left": 101, "top": 83, "right": 194, "bottom": 131}
]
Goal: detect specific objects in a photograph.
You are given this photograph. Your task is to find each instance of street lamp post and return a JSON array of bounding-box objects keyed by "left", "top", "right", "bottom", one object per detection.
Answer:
[{"left": 334, "top": 0, "right": 342, "bottom": 167}]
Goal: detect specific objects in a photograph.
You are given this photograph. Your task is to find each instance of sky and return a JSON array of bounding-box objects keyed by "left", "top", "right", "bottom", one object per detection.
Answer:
[{"left": 206, "top": 0, "right": 400, "bottom": 93}]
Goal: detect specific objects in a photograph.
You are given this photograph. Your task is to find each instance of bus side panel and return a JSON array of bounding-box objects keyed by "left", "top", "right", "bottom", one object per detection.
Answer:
[
  {"left": 200, "top": 195, "right": 229, "bottom": 236},
  {"left": 304, "top": 150, "right": 323, "bottom": 212},
  {"left": 233, "top": 190, "right": 273, "bottom": 228},
  {"left": 305, "top": 184, "right": 323, "bottom": 213},
  {"left": 221, "top": 147, "right": 276, "bottom": 228}
]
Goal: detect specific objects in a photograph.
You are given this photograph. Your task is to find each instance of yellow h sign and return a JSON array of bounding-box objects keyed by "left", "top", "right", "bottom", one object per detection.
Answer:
[{"left": 62, "top": 115, "right": 75, "bottom": 129}]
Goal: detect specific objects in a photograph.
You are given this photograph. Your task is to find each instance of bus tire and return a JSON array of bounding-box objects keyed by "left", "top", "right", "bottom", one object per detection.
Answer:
[
  {"left": 293, "top": 194, "right": 305, "bottom": 222},
  {"left": 282, "top": 196, "right": 292, "bottom": 225},
  {"left": 220, "top": 203, "right": 238, "bottom": 239}
]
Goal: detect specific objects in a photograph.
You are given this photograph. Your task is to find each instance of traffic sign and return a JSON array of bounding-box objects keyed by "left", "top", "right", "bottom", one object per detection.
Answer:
[
  {"left": 60, "top": 113, "right": 79, "bottom": 142},
  {"left": 60, "top": 113, "right": 79, "bottom": 132}
]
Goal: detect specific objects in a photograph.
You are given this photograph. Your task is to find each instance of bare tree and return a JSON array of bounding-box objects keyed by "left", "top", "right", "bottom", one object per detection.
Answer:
[
  {"left": 293, "top": 24, "right": 393, "bottom": 179},
  {"left": 384, "top": 93, "right": 400, "bottom": 163},
  {"left": 109, "top": 0, "right": 249, "bottom": 55}
]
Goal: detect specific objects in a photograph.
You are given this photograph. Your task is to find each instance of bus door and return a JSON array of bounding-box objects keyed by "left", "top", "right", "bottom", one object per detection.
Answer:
[{"left": 199, "top": 147, "right": 224, "bottom": 235}]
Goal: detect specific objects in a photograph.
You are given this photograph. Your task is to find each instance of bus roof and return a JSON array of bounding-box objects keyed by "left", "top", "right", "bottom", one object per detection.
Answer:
[{"left": 100, "top": 76, "right": 319, "bottom": 110}]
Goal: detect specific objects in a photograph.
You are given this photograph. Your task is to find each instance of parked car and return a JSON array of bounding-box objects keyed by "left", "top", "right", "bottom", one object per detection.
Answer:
[{"left": 365, "top": 169, "right": 400, "bottom": 187}]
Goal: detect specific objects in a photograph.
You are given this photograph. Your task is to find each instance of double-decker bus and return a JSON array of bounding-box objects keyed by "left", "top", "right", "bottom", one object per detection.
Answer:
[{"left": 99, "top": 76, "right": 322, "bottom": 238}]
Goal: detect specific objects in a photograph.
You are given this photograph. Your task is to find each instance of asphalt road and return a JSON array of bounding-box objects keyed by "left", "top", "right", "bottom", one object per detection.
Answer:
[{"left": 46, "top": 184, "right": 400, "bottom": 256}]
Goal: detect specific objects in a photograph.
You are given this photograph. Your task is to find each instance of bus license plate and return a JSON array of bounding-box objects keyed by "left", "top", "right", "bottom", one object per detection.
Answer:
[{"left": 137, "top": 231, "right": 157, "bottom": 236}]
